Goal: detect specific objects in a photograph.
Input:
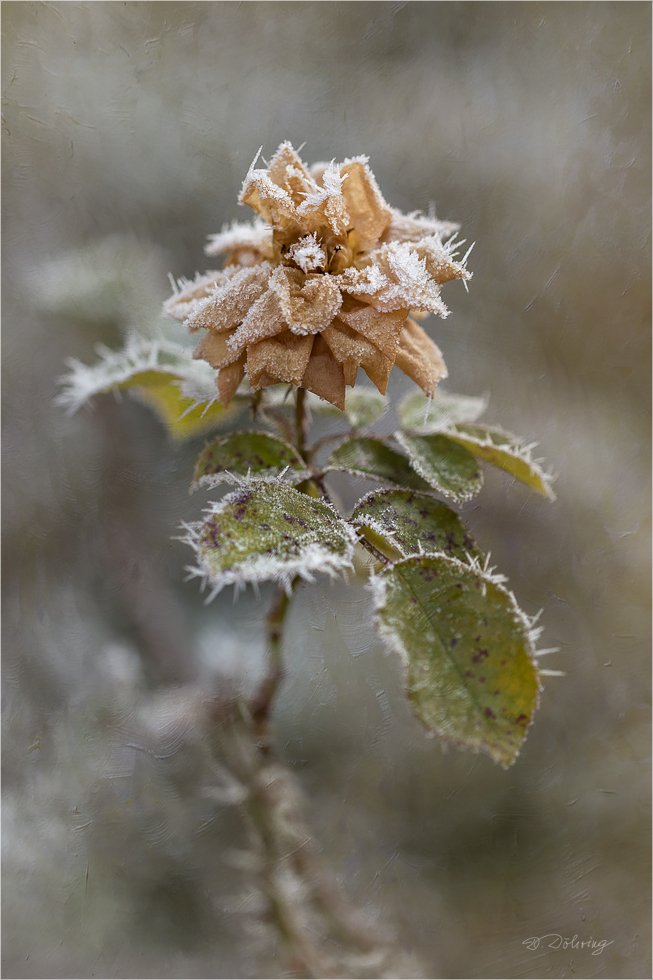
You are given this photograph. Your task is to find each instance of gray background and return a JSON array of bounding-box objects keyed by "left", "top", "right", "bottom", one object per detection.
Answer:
[{"left": 2, "top": 3, "right": 650, "bottom": 978}]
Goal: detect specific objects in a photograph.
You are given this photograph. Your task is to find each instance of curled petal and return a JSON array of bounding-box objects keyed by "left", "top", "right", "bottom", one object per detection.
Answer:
[
  {"left": 269, "top": 267, "right": 342, "bottom": 336},
  {"left": 295, "top": 161, "right": 350, "bottom": 239},
  {"left": 185, "top": 264, "right": 273, "bottom": 333},
  {"left": 247, "top": 331, "right": 314, "bottom": 389},
  {"left": 239, "top": 149, "right": 303, "bottom": 235},
  {"left": 300, "top": 336, "right": 346, "bottom": 410},
  {"left": 380, "top": 208, "right": 459, "bottom": 244},
  {"left": 340, "top": 157, "right": 392, "bottom": 253},
  {"left": 321, "top": 319, "right": 392, "bottom": 396},
  {"left": 337, "top": 300, "right": 408, "bottom": 360},
  {"left": 163, "top": 270, "right": 231, "bottom": 321},
  {"left": 410, "top": 235, "right": 472, "bottom": 286},
  {"left": 228, "top": 288, "right": 286, "bottom": 353},
  {"left": 193, "top": 329, "right": 240, "bottom": 369},
  {"left": 267, "top": 141, "right": 314, "bottom": 203},
  {"left": 205, "top": 217, "right": 273, "bottom": 263},
  {"left": 217, "top": 356, "right": 246, "bottom": 407},
  {"left": 395, "top": 317, "right": 448, "bottom": 398},
  {"left": 353, "top": 243, "right": 451, "bottom": 316}
]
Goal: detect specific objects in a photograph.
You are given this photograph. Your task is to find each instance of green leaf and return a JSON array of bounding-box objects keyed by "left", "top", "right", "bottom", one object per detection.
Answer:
[
  {"left": 395, "top": 433, "right": 484, "bottom": 502},
  {"left": 57, "top": 336, "right": 245, "bottom": 439},
  {"left": 133, "top": 383, "right": 240, "bottom": 441},
  {"left": 182, "top": 482, "right": 357, "bottom": 596},
  {"left": 192, "top": 432, "right": 310, "bottom": 491},
  {"left": 444, "top": 424, "right": 556, "bottom": 499},
  {"left": 350, "top": 489, "right": 484, "bottom": 562},
  {"left": 399, "top": 389, "right": 488, "bottom": 434},
  {"left": 325, "top": 437, "right": 434, "bottom": 492},
  {"left": 373, "top": 555, "right": 541, "bottom": 767}
]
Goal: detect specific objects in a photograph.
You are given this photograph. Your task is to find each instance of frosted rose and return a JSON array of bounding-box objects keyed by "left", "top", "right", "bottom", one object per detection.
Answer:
[{"left": 164, "top": 143, "right": 471, "bottom": 410}]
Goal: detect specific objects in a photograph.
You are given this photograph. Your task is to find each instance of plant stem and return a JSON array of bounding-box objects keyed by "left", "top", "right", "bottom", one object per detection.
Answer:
[
  {"left": 249, "top": 581, "right": 297, "bottom": 747},
  {"left": 295, "top": 386, "right": 308, "bottom": 461}
]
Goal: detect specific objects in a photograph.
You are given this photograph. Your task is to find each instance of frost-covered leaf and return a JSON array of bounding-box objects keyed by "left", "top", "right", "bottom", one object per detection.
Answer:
[
  {"left": 373, "top": 555, "right": 541, "bottom": 767},
  {"left": 192, "top": 432, "right": 310, "bottom": 491},
  {"left": 308, "top": 388, "right": 388, "bottom": 429},
  {"left": 134, "top": 383, "right": 241, "bottom": 440},
  {"left": 351, "top": 489, "right": 484, "bottom": 562},
  {"left": 182, "top": 482, "right": 357, "bottom": 596},
  {"left": 399, "top": 388, "right": 488, "bottom": 433},
  {"left": 444, "top": 424, "right": 556, "bottom": 499},
  {"left": 395, "top": 433, "right": 483, "bottom": 502},
  {"left": 57, "top": 336, "right": 244, "bottom": 439},
  {"left": 325, "top": 438, "right": 433, "bottom": 492}
]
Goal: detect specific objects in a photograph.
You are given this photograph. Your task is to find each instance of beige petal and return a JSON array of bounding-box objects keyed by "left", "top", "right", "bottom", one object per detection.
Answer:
[
  {"left": 342, "top": 361, "right": 359, "bottom": 387},
  {"left": 268, "top": 142, "right": 314, "bottom": 204},
  {"left": 217, "top": 357, "right": 246, "bottom": 407},
  {"left": 185, "top": 264, "right": 272, "bottom": 333},
  {"left": 340, "top": 158, "right": 392, "bottom": 253},
  {"left": 193, "top": 329, "right": 240, "bottom": 369},
  {"left": 394, "top": 317, "right": 448, "bottom": 398},
  {"left": 380, "top": 207, "right": 459, "bottom": 245},
  {"left": 163, "top": 269, "right": 230, "bottom": 321},
  {"left": 295, "top": 161, "right": 350, "bottom": 239},
  {"left": 337, "top": 247, "right": 449, "bottom": 316},
  {"left": 337, "top": 300, "right": 408, "bottom": 359},
  {"left": 240, "top": 155, "right": 303, "bottom": 232},
  {"left": 300, "top": 336, "right": 346, "bottom": 411},
  {"left": 205, "top": 218, "right": 273, "bottom": 259},
  {"left": 412, "top": 235, "right": 471, "bottom": 286},
  {"left": 270, "top": 267, "right": 342, "bottom": 336},
  {"left": 228, "top": 287, "right": 286, "bottom": 353},
  {"left": 321, "top": 319, "right": 392, "bottom": 396},
  {"left": 247, "top": 332, "right": 315, "bottom": 389}
]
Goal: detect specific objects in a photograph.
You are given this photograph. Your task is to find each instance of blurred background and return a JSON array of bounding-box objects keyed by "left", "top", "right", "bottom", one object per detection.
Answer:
[{"left": 2, "top": 3, "right": 650, "bottom": 978}]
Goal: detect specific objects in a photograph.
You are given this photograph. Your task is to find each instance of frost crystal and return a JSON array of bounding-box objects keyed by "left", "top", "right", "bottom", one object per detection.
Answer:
[
  {"left": 179, "top": 481, "right": 357, "bottom": 598},
  {"left": 164, "top": 142, "right": 471, "bottom": 411}
]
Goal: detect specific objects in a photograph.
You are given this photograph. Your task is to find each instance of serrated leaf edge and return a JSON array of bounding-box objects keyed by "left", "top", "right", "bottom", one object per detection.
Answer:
[
  {"left": 190, "top": 430, "right": 311, "bottom": 493},
  {"left": 444, "top": 424, "right": 557, "bottom": 500},
  {"left": 369, "top": 553, "right": 549, "bottom": 765},
  {"left": 394, "top": 431, "right": 484, "bottom": 503},
  {"left": 178, "top": 480, "right": 357, "bottom": 600},
  {"left": 56, "top": 334, "right": 219, "bottom": 415}
]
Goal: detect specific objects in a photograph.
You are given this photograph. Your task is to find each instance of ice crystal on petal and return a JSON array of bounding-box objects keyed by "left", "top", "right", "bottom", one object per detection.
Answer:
[
  {"left": 287, "top": 234, "right": 327, "bottom": 273},
  {"left": 205, "top": 217, "right": 274, "bottom": 265},
  {"left": 164, "top": 142, "right": 473, "bottom": 409}
]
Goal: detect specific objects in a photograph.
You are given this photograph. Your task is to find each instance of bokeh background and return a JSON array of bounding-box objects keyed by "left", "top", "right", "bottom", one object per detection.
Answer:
[{"left": 2, "top": 3, "right": 650, "bottom": 978}]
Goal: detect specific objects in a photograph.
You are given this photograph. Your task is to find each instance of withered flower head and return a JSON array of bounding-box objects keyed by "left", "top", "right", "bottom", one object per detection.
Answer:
[{"left": 164, "top": 142, "right": 471, "bottom": 410}]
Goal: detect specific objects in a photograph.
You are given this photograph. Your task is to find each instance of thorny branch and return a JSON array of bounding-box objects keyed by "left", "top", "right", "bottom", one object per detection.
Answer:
[
  {"left": 234, "top": 387, "right": 404, "bottom": 977},
  {"left": 249, "top": 582, "right": 295, "bottom": 749},
  {"left": 205, "top": 697, "right": 400, "bottom": 979}
]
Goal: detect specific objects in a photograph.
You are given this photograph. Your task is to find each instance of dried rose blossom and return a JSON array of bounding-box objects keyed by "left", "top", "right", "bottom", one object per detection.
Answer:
[{"left": 164, "top": 142, "right": 472, "bottom": 410}]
